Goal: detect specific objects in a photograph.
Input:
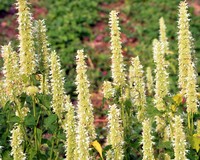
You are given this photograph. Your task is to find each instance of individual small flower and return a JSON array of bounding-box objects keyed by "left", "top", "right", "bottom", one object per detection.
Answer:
[
  {"left": 50, "top": 51, "right": 65, "bottom": 120},
  {"left": 178, "top": 1, "right": 193, "bottom": 96},
  {"left": 159, "top": 17, "right": 169, "bottom": 55},
  {"left": 35, "top": 20, "right": 50, "bottom": 94},
  {"left": 63, "top": 96, "right": 76, "bottom": 160},
  {"left": 146, "top": 67, "right": 154, "bottom": 95},
  {"left": 186, "top": 63, "right": 198, "bottom": 113},
  {"left": 26, "top": 86, "right": 39, "bottom": 96},
  {"left": 107, "top": 104, "right": 124, "bottom": 160},
  {"left": 10, "top": 125, "right": 26, "bottom": 160},
  {"left": 17, "top": 0, "right": 36, "bottom": 76},
  {"left": 103, "top": 81, "right": 114, "bottom": 99},
  {"left": 142, "top": 119, "right": 155, "bottom": 160},
  {"left": 173, "top": 115, "right": 187, "bottom": 160},
  {"left": 153, "top": 40, "right": 169, "bottom": 111},
  {"left": 76, "top": 49, "right": 96, "bottom": 159},
  {"left": 1, "top": 43, "right": 22, "bottom": 101},
  {"left": 109, "top": 10, "right": 126, "bottom": 87}
]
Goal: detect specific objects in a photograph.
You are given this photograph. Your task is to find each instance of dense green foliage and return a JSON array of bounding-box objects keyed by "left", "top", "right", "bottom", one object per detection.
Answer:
[
  {"left": 43, "top": 0, "right": 102, "bottom": 94},
  {"left": 0, "top": 0, "right": 15, "bottom": 11}
]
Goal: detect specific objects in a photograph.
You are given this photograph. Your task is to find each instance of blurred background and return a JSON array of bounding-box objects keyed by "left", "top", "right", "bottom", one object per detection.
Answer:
[{"left": 0, "top": 0, "right": 200, "bottom": 106}]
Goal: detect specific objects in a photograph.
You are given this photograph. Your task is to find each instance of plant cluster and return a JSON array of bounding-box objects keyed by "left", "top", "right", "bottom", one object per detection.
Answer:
[{"left": 0, "top": 0, "right": 200, "bottom": 160}]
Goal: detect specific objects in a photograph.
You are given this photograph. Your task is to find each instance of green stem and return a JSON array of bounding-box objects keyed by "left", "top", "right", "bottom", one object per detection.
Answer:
[{"left": 32, "top": 96, "right": 38, "bottom": 152}]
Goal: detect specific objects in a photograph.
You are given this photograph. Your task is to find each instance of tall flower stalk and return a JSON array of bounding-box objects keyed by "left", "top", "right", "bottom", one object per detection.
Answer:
[
  {"left": 173, "top": 115, "right": 187, "bottom": 160},
  {"left": 17, "top": 0, "right": 36, "bottom": 77},
  {"left": 153, "top": 39, "right": 169, "bottom": 111},
  {"left": 142, "top": 119, "right": 155, "bottom": 160},
  {"left": 129, "top": 56, "right": 146, "bottom": 121},
  {"left": 178, "top": 1, "right": 193, "bottom": 96},
  {"left": 107, "top": 104, "right": 124, "bottom": 160},
  {"left": 10, "top": 125, "right": 26, "bottom": 160},
  {"left": 35, "top": 20, "right": 50, "bottom": 94},
  {"left": 50, "top": 51, "right": 65, "bottom": 121},
  {"left": 159, "top": 17, "right": 169, "bottom": 55},
  {"left": 76, "top": 50, "right": 96, "bottom": 160},
  {"left": 64, "top": 96, "right": 76, "bottom": 160},
  {"left": 1, "top": 44, "right": 22, "bottom": 101},
  {"left": 109, "top": 10, "right": 126, "bottom": 87}
]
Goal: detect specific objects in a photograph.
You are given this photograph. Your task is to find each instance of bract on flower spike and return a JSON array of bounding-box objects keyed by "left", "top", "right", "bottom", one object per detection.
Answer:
[
  {"left": 109, "top": 10, "right": 126, "bottom": 87},
  {"left": 50, "top": 51, "right": 65, "bottom": 121},
  {"left": 17, "top": 0, "right": 36, "bottom": 77},
  {"left": 107, "top": 104, "right": 124, "bottom": 160}
]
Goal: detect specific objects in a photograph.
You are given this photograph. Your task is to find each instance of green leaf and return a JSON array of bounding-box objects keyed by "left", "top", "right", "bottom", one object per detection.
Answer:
[
  {"left": 9, "top": 116, "right": 20, "bottom": 123},
  {"left": 44, "top": 114, "right": 57, "bottom": 128},
  {"left": 192, "top": 134, "right": 200, "bottom": 152},
  {"left": 24, "top": 114, "right": 36, "bottom": 126}
]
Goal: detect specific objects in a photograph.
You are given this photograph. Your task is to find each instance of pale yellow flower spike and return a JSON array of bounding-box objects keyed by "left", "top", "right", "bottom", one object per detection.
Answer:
[
  {"left": 146, "top": 67, "right": 153, "bottom": 96},
  {"left": 153, "top": 40, "right": 169, "bottom": 111},
  {"left": 50, "top": 51, "right": 65, "bottom": 121},
  {"left": 2, "top": 44, "right": 22, "bottom": 101},
  {"left": 159, "top": 17, "right": 169, "bottom": 55},
  {"left": 36, "top": 20, "right": 50, "bottom": 94},
  {"left": 142, "top": 119, "right": 155, "bottom": 160},
  {"left": 76, "top": 49, "right": 96, "bottom": 160},
  {"left": 64, "top": 96, "right": 76, "bottom": 160},
  {"left": 129, "top": 56, "right": 146, "bottom": 121},
  {"left": 109, "top": 10, "right": 126, "bottom": 87},
  {"left": 173, "top": 115, "right": 187, "bottom": 160},
  {"left": 17, "top": 0, "right": 36, "bottom": 76},
  {"left": 11, "top": 125, "right": 26, "bottom": 160},
  {"left": 178, "top": 1, "right": 193, "bottom": 96},
  {"left": 107, "top": 104, "right": 124, "bottom": 160},
  {"left": 186, "top": 63, "right": 197, "bottom": 113}
]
